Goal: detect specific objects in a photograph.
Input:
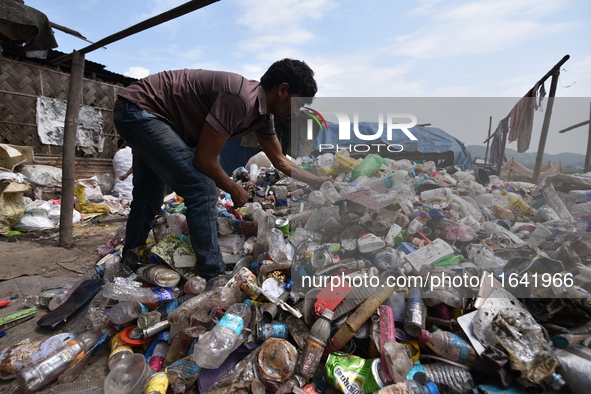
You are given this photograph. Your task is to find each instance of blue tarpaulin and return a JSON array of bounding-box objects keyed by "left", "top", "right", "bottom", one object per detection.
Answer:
[{"left": 315, "top": 122, "right": 473, "bottom": 169}]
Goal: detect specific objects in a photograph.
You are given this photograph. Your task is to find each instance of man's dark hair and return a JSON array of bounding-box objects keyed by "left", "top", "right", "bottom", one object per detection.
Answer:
[{"left": 261, "top": 59, "right": 317, "bottom": 103}]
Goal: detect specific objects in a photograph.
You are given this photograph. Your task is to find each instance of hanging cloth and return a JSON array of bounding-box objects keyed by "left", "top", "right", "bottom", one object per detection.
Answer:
[{"left": 508, "top": 89, "right": 535, "bottom": 153}]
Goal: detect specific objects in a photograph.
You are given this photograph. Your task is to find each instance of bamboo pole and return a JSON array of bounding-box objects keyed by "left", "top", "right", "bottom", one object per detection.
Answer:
[
  {"left": 532, "top": 55, "right": 570, "bottom": 183},
  {"left": 52, "top": 0, "right": 219, "bottom": 64},
  {"left": 532, "top": 71, "right": 559, "bottom": 183},
  {"left": 59, "top": 51, "right": 85, "bottom": 247},
  {"left": 586, "top": 102, "right": 591, "bottom": 173},
  {"left": 483, "top": 116, "right": 492, "bottom": 167}
]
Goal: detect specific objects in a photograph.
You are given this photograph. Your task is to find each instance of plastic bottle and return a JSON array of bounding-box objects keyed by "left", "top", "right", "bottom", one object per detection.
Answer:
[
  {"left": 16, "top": 340, "right": 83, "bottom": 393},
  {"left": 404, "top": 287, "right": 426, "bottom": 337},
  {"left": 420, "top": 187, "right": 453, "bottom": 200},
  {"left": 361, "top": 174, "right": 395, "bottom": 193},
  {"left": 298, "top": 308, "right": 334, "bottom": 379},
  {"left": 166, "top": 356, "right": 201, "bottom": 394},
  {"left": 103, "top": 282, "right": 181, "bottom": 303},
  {"left": 144, "top": 372, "right": 169, "bottom": 394},
  {"left": 330, "top": 277, "right": 396, "bottom": 351},
  {"left": 108, "top": 332, "right": 134, "bottom": 370},
  {"left": 499, "top": 190, "right": 536, "bottom": 215},
  {"left": 351, "top": 153, "right": 383, "bottom": 180},
  {"left": 149, "top": 341, "right": 169, "bottom": 371},
  {"left": 108, "top": 301, "right": 147, "bottom": 324},
  {"left": 421, "top": 362, "right": 475, "bottom": 393},
  {"left": 268, "top": 227, "right": 289, "bottom": 262},
  {"left": 405, "top": 379, "right": 439, "bottom": 394},
  {"left": 137, "top": 265, "right": 181, "bottom": 288},
  {"left": 167, "top": 286, "right": 244, "bottom": 325},
  {"left": 320, "top": 181, "right": 342, "bottom": 204},
  {"left": 491, "top": 204, "right": 515, "bottom": 220},
  {"left": 183, "top": 276, "right": 206, "bottom": 296},
  {"left": 40, "top": 378, "right": 104, "bottom": 393},
  {"left": 191, "top": 302, "right": 252, "bottom": 369},
  {"left": 418, "top": 327, "right": 479, "bottom": 366},
  {"left": 407, "top": 218, "right": 424, "bottom": 235},
  {"left": 137, "top": 310, "right": 162, "bottom": 329},
  {"left": 308, "top": 190, "right": 326, "bottom": 207}
]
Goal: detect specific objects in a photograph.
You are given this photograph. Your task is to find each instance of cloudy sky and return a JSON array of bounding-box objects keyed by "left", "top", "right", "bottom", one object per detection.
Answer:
[{"left": 26, "top": 0, "right": 591, "bottom": 154}]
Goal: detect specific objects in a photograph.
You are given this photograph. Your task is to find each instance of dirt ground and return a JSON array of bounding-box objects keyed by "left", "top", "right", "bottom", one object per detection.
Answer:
[{"left": 0, "top": 219, "right": 126, "bottom": 392}]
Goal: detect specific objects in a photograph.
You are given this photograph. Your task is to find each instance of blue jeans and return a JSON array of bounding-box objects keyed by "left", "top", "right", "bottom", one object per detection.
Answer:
[
  {"left": 220, "top": 137, "right": 260, "bottom": 176},
  {"left": 113, "top": 100, "right": 225, "bottom": 279}
]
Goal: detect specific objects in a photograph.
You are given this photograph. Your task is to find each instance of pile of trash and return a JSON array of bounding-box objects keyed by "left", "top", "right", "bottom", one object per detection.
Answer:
[{"left": 3, "top": 150, "right": 591, "bottom": 394}]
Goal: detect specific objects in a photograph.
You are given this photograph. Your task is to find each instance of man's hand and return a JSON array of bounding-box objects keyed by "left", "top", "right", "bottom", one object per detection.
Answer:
[
  {"left": 230, "top": 187, "right": 250, "bottom": 208},
  {"left": 309, "top": 175, "right": 333, "bottom": 190}
]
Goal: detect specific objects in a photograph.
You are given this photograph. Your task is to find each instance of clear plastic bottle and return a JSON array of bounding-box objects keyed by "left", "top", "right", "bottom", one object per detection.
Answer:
[
  {"left": 167, "top": 356, "right": 201, "bottom": 394},
  {"left": 420, "top": 187, "right": 453, "bottom": 200},
  {"left": 108, "top": 301, "right": 147, "bottom": 324},
  {"left": 103, "top": 282, "right": 181, "bottom": 303},
  {"left": 421, "top": 362, "right": 475, "bottom": 393},
  {"left": 167, "top": 286, "right": 244, "bottom": 325},
  {"left": 183, "top": 276, "right": 206, "bottom": 296},
  {"left": 137, "top": 265, "right": 181, "bottom": 288},
  {"left": 16, "top": 340, "right": 83, "bottom": 393},
  {"left": 407, "top": 218, "right": 424, "bottom": 235},
  {"left": 308, "top": 190, "right": 326, "bottom": 207},
  {"left": 418, "top": 327, "right": 479, "bottom": 366},
  {"left": 298, "top": 309, "right": 334, "bottom": 379},
  {"left": 405, "top": 379, "right": 439, "bottom": 394},
  {"left": 137, "top": 310, "right": 161, "bottom": 329},
  {"left": 361, "top": 174, "right": 395, "bottom": 193},
  {"left": 320, "top": 181, "right": 341, "bottom": 204},
  {"left": 268, "top": 227, "right": 289, "bottom": 262},
  {"left": 191, "top": 302, "right": 252, "bottom": 369}
]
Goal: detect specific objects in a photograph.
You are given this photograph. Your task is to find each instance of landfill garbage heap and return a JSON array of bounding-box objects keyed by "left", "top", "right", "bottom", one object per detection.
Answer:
[{"left": 4, "top": 151, "right": 591, "bottom": 394}]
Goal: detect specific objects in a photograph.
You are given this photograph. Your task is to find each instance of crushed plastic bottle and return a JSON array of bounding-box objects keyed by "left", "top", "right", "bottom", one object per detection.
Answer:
[
  {"left": 191, "top": 301, "right": 252, "bottom": 369},
  {"left": 137, "top": 265, "right": 181, "bottom": 288}
]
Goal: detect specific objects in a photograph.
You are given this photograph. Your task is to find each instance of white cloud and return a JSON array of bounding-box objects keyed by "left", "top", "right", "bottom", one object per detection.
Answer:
[
  {"left": 234, "top": 0, "right": 338, "bottom": 57},
  {"left": 124, "top": 66, "right": 150, "bottom": 78},
  {"left": 393, "top": 0, "right": 570, "bottom": 59}
]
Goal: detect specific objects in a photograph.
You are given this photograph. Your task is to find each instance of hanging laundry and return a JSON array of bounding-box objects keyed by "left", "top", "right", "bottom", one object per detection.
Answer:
[
  {"left": 508, "top": 90, "right": 535, "bottom": 153},
  {"left": 490, "top": 115, "right": 510, "bottom": 167}
]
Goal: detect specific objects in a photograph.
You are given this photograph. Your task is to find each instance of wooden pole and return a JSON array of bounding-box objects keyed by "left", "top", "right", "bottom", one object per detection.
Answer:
[
  {"left": 496, "top": 126, "right": 508, "bottom": 176},
  {"left": 59, "top": 51, "right": 85, "bottom": 247},
  {"left": 586, "top": 102, "right": 591, "bottom": 173},
  {"left": 532, "top": 71, "right": 560, "bottom": 183},
  {"left": 483, "top": 116, "right": 492, "bottom": 167},
  {"left": 52, "top": 0, "right": 219, "bottom": 64}
]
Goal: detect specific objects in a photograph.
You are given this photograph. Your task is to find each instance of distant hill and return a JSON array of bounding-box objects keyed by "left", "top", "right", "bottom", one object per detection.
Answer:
[{"left": 466, "top": 145, "right": 586, "bottom": 170}]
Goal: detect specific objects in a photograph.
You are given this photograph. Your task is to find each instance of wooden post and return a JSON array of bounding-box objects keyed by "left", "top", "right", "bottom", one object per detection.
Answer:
[
  {"left": 532, "top": 71, "right": 560, "bottom": 184},
  {"left": 586, "top": 102, "right": 591, "bottom": 173},
  {"left": 483, "top": 116, "right": 492, "bottom": 167},
  {"left": 59, "top": 51, "right": 85, "bottom": 247},
  {"left": 496, "top": 126, "right": 508, "bottom": 177}
]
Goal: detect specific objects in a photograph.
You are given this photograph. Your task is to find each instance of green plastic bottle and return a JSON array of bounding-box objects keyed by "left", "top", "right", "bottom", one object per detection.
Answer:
[{"left": 351, "top": 154, "right": 383, "bottom": 180}]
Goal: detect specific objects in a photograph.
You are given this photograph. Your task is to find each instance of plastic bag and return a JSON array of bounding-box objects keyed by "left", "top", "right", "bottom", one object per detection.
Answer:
[
  {"left": 13, "top": 199, "right": 54, "bottom": 232},
  {"left": 0, "top": 180, "right": 29, "bottom": 235}
]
